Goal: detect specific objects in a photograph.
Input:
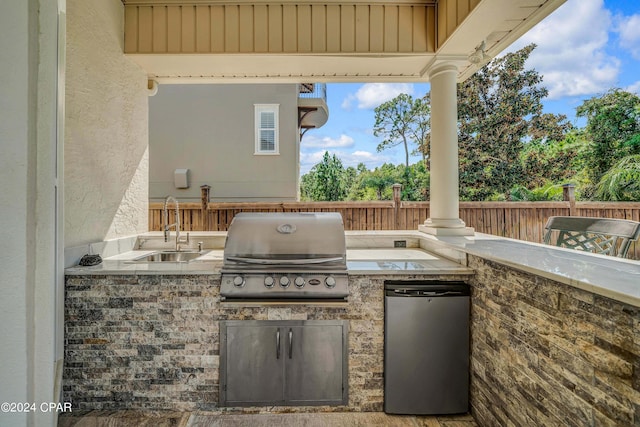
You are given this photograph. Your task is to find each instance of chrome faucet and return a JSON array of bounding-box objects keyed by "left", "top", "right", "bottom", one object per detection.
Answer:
[{"left": 163, "top": 196, "right": 189, "bottom": 251}]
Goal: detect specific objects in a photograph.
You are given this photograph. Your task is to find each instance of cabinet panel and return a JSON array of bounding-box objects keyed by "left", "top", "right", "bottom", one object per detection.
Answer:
[
  {"left": 220, "top": 320, "right": 348, "bottom": 407},
  {"left": 285, "top": 324, "right": 345, "bottom": 405},
  {"left": 222, "top": 324, "right": 284, "bottom": 405}
]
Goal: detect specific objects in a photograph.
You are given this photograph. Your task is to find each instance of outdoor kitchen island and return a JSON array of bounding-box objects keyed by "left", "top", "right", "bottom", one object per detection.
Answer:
[
  {"left": 63, "top": 230, "right": 473, "bottom": 413},
  {"left": 63, "top": 230, "right": 640, "bottom": 426}
]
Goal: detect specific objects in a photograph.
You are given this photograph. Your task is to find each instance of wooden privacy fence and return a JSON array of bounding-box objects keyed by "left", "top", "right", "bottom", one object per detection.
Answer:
[{"left": 149, "top": 198, "right": 640, "bottom": 260}]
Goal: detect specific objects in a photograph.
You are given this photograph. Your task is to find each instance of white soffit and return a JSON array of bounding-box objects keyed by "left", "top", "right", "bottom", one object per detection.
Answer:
[{"left": 128, "top": 54, "right": 438, "bottom": 83}]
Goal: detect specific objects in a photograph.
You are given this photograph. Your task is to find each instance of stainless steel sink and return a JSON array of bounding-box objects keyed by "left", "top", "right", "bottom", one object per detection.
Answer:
[{"left": 131, "top": 251, "right": 205, "bottom": 263}]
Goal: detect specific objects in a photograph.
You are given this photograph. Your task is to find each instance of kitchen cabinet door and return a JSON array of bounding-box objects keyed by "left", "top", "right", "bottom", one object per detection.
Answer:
[
  {"left": 221, "top": 323, "right": 284, "bottom": 406},
  {"left": 284, "top": 323, "right": 347, "bottom": 405},
  {"left": 219, "top": 320, "right": 348, "bottom": 407}
]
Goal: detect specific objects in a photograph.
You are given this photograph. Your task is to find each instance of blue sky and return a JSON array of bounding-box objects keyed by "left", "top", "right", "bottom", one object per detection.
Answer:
[{"left": 299, "top": 0, "right": 640, "bottom": 174}]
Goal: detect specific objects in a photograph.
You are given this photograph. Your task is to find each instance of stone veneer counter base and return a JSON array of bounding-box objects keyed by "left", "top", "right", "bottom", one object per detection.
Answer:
[
  {"left": 467, "top": 255, "right": 640, "bottom": 426},
  {"left": 64, "top": 272, "right": 471, "bottom": 412}
]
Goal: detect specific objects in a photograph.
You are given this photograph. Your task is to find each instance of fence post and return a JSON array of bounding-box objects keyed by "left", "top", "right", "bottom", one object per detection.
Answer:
[
  {"left": 562, "top": 184, "right": 576, "bottom": 216},
  {"left": 392, "top": 183, "right": 402, "bottom": 229},
  {"left": 200, "top": 185, "right": 211, "bottom": 231}
]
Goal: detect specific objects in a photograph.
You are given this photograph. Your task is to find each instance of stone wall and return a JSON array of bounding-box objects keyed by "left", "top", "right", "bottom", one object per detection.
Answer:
[
  {"left": 468, "top": 255, "right": 640, "bottom": 426},
  {"left": 64, "top": 273, "right": 466, "bottom": 411}
]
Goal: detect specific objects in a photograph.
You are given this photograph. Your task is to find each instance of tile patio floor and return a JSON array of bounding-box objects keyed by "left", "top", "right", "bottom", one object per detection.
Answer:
[{"left": 58, "top": 411, "right": 478, "bottom": 427}]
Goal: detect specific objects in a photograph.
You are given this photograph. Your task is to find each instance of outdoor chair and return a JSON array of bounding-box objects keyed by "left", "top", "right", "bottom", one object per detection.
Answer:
[{"left": 543, "top": 216, "right": 640, "bottom": 258}]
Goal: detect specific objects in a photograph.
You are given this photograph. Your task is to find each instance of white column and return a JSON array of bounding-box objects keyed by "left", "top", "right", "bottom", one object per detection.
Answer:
[{"left": 419, "top": 64, "right": 473, "bottom": 236}]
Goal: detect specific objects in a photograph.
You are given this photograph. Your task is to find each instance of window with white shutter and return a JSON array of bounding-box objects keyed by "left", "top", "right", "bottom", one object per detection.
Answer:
[{"left": 255, "top": 104, "right": 279, "bottom": 155}]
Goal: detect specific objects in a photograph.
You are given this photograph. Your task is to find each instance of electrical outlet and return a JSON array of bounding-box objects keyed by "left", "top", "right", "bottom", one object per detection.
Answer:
[{"left": 394, "top": 240, "right": 407, "bottom": 248}]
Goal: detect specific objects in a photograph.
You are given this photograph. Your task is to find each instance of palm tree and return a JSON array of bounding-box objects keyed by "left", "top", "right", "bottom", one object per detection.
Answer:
[{"left": 596, "top": 155, "right": 640, "bottom": 201}]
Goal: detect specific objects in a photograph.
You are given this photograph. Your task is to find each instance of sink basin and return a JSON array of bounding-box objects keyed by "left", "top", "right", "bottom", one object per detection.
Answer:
[{"left": 132, "top": 251, "right": 205, "bottom": 263}]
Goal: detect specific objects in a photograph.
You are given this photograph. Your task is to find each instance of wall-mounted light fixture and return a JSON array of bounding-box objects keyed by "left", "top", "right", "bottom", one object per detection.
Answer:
[
  {"left": 147, "top": 79, "right": 158, "bottom": 96},
  {"left": 468, "top": 41, "right": 489, "bottom": 65}
]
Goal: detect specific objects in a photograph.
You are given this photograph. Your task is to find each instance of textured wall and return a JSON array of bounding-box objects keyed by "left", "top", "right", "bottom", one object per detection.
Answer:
[
  {"left": 65, "top": 0, "right": 149, "bottom": 248},
  {"left": 149, "top": 84, "right": 299, "bottom": 202},
  {"left": 0, "top": 1, "right": 37, "bottom": 425},
  {"left": 0, "top": 1, "right": 60, "bottom": 425},
  {"left": 469, "top": 255, "right": 640, "bottom": 426},
  {"left": 63, "top": 273, "right": 467, "bottom": 411}
]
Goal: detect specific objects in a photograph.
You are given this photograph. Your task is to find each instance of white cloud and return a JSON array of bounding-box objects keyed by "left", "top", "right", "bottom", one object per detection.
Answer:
[
  {"left": 617, "top": 14, "right": 640, "bottom": 59},
  {"left": 299, "top": 149, "right": 391, "bottom": 174},
  {"left": 626, "top": 80, "right": 640, "bottom": 94},
  {"left": 341, "top": 95, "right": 356, "bottom": 110},
  {"left": 343, "top": 151, "right": 390, "bottom": 167},
  {"left": 301, "top": 134, "right": 355, "bottom": 149},
  {"left": 341, "top": 83, "right": 414, "bottom": 110},
  {"left": 507, "top": 0, "right": 620, "bottom": 99},
  {"left": 300, "top": 151, "right": 330, "bottom": 167}
]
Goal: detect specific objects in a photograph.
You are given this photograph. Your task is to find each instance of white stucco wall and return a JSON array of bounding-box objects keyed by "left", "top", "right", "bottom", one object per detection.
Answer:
[
  {"left": 149, "top": 84, "right": 300, "bottom": 202},
  {"left": 0, "top": 3, "right": 34, "bottom": 425},
  {"left": 65, "top": 0, "right": 148, "bottom": 248},
  {"left": 0, "top": 0, "right": 60, "bottom": 425}
]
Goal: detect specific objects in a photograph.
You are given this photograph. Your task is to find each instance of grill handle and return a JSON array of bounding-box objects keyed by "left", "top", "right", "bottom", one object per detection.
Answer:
[
  {"left": 226, "top": 256, "right": 344, "bottom": 265},
  {"left": 276, "top": 329, "right": 281, "bottom": 359},
  {"left": 288, "top": 328, "right": 293, "bottom": 359}
]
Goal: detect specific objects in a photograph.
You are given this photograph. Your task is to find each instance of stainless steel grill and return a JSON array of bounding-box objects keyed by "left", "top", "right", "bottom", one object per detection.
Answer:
[{"left": 220, "top": 212, "right": 349, "bottom": 302}]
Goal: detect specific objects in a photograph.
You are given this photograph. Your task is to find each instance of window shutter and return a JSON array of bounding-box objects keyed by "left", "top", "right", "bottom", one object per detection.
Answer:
[
  {"left": 255, "top": 105, "right": 279, "bottom": 154},
  {"left": 260, "top": 111, "right": 276, "bottom": 152}
]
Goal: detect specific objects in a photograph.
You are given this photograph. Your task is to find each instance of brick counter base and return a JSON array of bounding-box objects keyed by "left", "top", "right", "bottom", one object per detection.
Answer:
[
  {"left": 468, "top": 255, "right": 640, "bottom": 426},
  {"left": 64, "top": 273, "right": 466, "bottom": 412}
]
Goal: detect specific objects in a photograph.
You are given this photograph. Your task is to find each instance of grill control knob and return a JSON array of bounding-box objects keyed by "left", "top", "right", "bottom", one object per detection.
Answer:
[
  {"left": 294, "top": 277, "right": 305, "bottom": 288},
  {"left": 279, "top": 276, "right": 290, "bottom": 288},
  {"left": 325, "top": 276, "right": 336, "bottom": 288},
  {"left": 264, "top": 276, "right": 275, "bottom": 288},
  {"left": 233, "top": 276, "right": 245, "bottom": 287}
]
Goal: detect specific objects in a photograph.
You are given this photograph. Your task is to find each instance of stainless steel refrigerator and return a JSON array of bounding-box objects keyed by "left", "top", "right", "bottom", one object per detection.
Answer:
[{"left": 384, "top": 281, "right": 470, "bottom": 415}]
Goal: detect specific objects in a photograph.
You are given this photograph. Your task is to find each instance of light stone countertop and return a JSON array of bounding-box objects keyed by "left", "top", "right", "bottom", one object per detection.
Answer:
[
  {"left": 63, "top": 230, "right": 640, "bottom": 308},
  {"left": 419, "top": 232, "right": 640, "bottom": 308},
  {"left": 346, "top": 248, "right": 473, "bottom": 275},
  {"left": 64, "top": 249, "right": 225, "bottom": 275},
  {"left": 64, "top": 247, "right": 472, "bottom": 276}
]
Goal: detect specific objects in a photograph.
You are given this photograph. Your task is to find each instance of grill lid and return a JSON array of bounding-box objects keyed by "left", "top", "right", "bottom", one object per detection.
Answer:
[
  {"left": 221, "top": 212, "right": 348, "bottom": 301},
  {"left": 223, "top": 212, "right": 346, "bottom": 266}
]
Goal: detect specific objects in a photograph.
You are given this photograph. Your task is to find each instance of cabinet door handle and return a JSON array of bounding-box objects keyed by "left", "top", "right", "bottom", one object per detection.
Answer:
[
  {"left": 276, "top": 329, "right": 281, "bottom": 359},
  {"left": 288, "top": 328, "right": 293, "bottom": 359}
]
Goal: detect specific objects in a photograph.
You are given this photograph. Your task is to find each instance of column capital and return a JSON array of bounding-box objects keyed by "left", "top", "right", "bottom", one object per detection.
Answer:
[
  {"left": 424, "top": 55, "right": 467, "bottom": 80},
  {"left": 428, "top": 63, "right": 459, "bottom": 79}
]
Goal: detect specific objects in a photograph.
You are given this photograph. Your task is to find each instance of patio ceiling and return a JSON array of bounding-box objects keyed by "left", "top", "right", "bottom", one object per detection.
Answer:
[{"left": 122, "top": 0, "right": 566, "bottom": 82}]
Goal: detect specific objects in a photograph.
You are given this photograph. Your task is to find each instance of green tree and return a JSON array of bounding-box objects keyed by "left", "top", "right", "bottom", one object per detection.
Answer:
[
  {"left": 576, "top": 89, "right": 640, "bottom": 197},
  {"left": 520, "top": 131, "right": 582, "bottom": 189},
  {"left": 457, "top": 44, "right": 572, "bottom": 200},
  {"left": 509, "top": 182, "right": 564, "bottom": 201},
  {"left": 373, "top": 94, "right": 430, "bottom": 168},
  {"left": 595, "top": 154, "right": 640, "bottom": 201},
  {"left": 300, "top": 152, "right": 347, "bottom": 201},
  {"left": 343, "top": 162, "right": 429, "bottom": 201},
  {"left": 411, "top": 94, "right": 432, "bottom": 167},
  {"left": 402, "top": 162, "right": 430, "bottom": 201},
  {"left": 348, "top": 163, "right": 399, "bottom": 200}
]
